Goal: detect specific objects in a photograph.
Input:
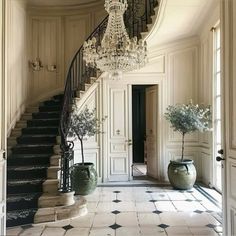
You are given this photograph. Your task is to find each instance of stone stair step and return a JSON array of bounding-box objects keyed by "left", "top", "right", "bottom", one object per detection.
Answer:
[
  {"left": 17, "top": 134, "right": 56, "bottom": 144},
  {"left": 39, "top": 105, "right": 61, "bottom": 112},
  {"left": 32, "top": 111, "right": 60, "bottom": 119},
  {"left": 7, "top": 154, "right": 51, "bottom": 166},
  {"left": 7, "top": 208, "right": 37, "bottom": 227},
  {"left": 7, "top": 165, "right": 48, "bottom": 180},
  {"left": 11, "top": 144, "right": 54, "bottom": 154},
  {"left": 27, "top": 118, "right": 59, "bottom": 127},
  {"left": 21, "top": 127, "right": 59, "bottom": 135},
  {"left": 7, "top": 179, "right": 45, "bottom": 194},
  {"left": 7, "top": 193, "right": 41, "bottom": 211}
]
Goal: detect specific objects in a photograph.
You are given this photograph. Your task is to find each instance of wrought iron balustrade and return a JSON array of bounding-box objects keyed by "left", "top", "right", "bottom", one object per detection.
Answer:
[{"left": 59, "top": 0, "right": 159, "bottom": 193}]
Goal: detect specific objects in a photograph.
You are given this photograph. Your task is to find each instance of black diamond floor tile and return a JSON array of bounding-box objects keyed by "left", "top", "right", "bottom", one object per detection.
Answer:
[
  {"left": 206, "top": 210, "right": 214, "bottom": 213},
  {"left": 109, "top": 223, "right": 122, "bottom": 230},
  {"left": 63, "top": 224, "right": 74, "bottom": 230},
  {"left": 186, "top": 199, "right": 193, "bottom": 202},
  {"left": 111, "top": 210, "right": 121, "bottom": 215},
  {"left": 149, "top": 200, "right": 157, "bottom": 202},
  {"left": 146, "top": 191, "right": 153, "bottom": 193},
  {"left": 194, "top": 210, "right": 204, "bottom": 214},
  {"left": 153, "top": 210, "right": 162, "bottom": 214},
  {"left": 113, "top": 191, "right": 121, "bottom": 193},
  {"left": 113, "top": 199, "right": 121, "bottom": 203},
  {"left": 206, "top": 223, "right": 217, "bottom": 228},
  {"left": 158, "top": 223, "right": 169, "bottom": 229}
]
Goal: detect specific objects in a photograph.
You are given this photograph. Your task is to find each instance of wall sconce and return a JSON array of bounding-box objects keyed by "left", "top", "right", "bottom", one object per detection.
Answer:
[
  {"left": 47, "top": 65, "right": 57, "bottom": 72},
  {"left": 29, "top": 58, "right": 43, "bottom": 71}
]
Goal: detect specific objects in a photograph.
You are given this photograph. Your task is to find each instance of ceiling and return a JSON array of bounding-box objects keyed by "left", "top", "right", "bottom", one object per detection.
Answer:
[
  {"left": 147, "top": 0, "right": 218, "bottom": 48},
  {"left": 25, "top": 0, "right": 103, "bottom": 7}
]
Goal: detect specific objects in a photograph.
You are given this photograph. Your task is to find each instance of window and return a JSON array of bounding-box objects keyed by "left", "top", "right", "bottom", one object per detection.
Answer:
[{"left": 213, "top": 25, "right": 222, "bottom": 191}]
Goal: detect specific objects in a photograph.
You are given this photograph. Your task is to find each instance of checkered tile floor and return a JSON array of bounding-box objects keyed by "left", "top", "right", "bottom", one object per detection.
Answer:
[{"left": 7, "top": 186, "right": 222, "bottom": 236}]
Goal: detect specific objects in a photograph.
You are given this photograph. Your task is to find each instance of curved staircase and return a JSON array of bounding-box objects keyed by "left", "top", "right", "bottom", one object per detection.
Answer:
[
  {"left": 6, "top": 0, "right": 160, "bottom": 228},
  {"left": 7, "top": 95, "right": 62, "bottom": 227}
]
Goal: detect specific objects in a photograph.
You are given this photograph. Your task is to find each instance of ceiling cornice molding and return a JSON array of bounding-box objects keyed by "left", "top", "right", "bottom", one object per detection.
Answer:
[{"left": 27, "top": 0, "right": 104, "bottom": 14}]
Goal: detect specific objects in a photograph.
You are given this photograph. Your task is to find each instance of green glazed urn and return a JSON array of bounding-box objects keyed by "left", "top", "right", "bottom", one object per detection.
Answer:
[
  {"left": 167, "top": 159, "right": 196, "bottom": 190},
  {"left": 71, "top": 162, "right": 98, "bottom": 195}
]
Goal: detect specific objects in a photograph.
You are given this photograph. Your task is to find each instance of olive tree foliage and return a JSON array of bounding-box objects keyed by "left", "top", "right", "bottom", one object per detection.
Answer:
[
  {"left": 67, "top": 104, "right": 103, "bottom": 164},
  {"left": 165, "top": 101, "right": 211, "bottom": 162}
]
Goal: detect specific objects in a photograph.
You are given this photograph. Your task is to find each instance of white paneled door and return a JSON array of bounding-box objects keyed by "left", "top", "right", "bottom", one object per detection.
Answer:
[
  {"left": 0, "top": 0, "right": 6, "bottom": 234},
  {"left": 107, "top": 84, "right": 131, "bottom": 181},
  {"left": 146, "top": 86, "right": 158, "bottom": 178},
  {"left": 221, "top": 0, "right": 236, "bottom": 235}
]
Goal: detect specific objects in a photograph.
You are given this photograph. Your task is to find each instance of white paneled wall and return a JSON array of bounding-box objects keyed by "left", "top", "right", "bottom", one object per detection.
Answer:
[
  {"left": 6, "top": 1, "right": 106, "bottom": 135},
  {"left": 6, "top": 0, "right": 28, "bottom": 134},
  {"left": 27, "top": 4, "right": 106, "bottom": 104}
]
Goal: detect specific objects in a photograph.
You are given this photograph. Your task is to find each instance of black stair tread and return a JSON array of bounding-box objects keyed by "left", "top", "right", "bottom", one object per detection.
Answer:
[
  {"left": 31, "top": 118, "right": 59, "bottom": 121},
  {"left": 13, "top": 143, "right": 55, "bottom": 147},
  {"left": 7, "top": 192, "right": 41, "bottom": 202},
  {"left": 8, "top": 153, "right": 52, "bottom": 158},
  {"left": 19, "top": 134, "right": 57, "bottom": 137},
  {"left": 7, "top": 165, "right": 48, "bottom": 171},
  {"left": 8, "top": 178, "right": 45, "bottom": 186},
  {"left": 23, "top": 126, "right": 58, "bottom": 129},
  {"left": 7, "top": 208, "right": 37, "bottom": 227}
]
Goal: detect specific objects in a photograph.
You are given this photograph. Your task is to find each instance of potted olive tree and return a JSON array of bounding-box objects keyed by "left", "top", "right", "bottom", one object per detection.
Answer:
[
  {"left": 68, "top": 105, "right": 102, "bottom": 195},
  {"left": 165, "top": 101, "right": 211, "bottom": 190}
]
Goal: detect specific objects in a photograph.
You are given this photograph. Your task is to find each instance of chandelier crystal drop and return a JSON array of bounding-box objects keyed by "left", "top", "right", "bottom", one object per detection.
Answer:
[{"left": 83, "top": 0, "right": 147, "bottom": 78}]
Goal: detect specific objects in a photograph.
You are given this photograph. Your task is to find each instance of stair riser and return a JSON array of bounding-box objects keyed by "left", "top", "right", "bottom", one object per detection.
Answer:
[
  {"left": 39, "top": 106, "right": 60, "bottom": 112},
  {"left": 7, "top": 182, "right": 43, "bottom": 194},
  {"left": 7, "top": 157, "right": 50, "bottom": 166},
  {"left": 27, "top": 120, "right": 59, "bottom": 127},
  {"left": 22, "top": 128, "right": 58, "bottom": 135},
  {"left": 32, "top": 112, "right": 60, "bottom": 119},
  {"left": 8, "top": 169, "right": 47, "bottom": 180},
  {"left": 12, "top": 146, "right": 54, "bottom": 154},
  {"left": 17, "top": 136, "right": 56, "bottom": 144}
]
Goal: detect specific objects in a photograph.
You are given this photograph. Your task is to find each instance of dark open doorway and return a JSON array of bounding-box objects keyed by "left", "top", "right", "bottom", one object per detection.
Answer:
[{"left": 132, "top": 85, "right": 152, "bottom": 177}]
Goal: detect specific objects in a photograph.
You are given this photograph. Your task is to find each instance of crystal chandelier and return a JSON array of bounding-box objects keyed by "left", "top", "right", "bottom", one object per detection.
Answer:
[{"left": 83, "top": 0, "right": 147, "bottom": 78}]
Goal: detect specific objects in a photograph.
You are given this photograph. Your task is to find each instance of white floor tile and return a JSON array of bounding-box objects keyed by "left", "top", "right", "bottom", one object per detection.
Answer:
[
  {"left": 165, "top": 226, "right": 193, "bottom": 235},
  {"left": 64, "top": 227, "right": 90, "bottom": 236},
  {"left": 116, "top": 212, "right": 139, "bottom": 226},
  {"left": 136, "top": 202, "right": 156, "bottom": 212},
  {"left": 89, "top": 227, "right": 115, "bottom": 236},
  {"left": 96, "top": 202, "right": 114, "bottom": 212},
  {"left": 172, "top": 201, "right": 206, "bottom": 212},
  {"left": 116, "top": 226, "right": 141, "bottom": 236},
  {"left": 19, "top": 226, "right": 45, "bottom": 236},
  {"left": 92, "top": 213, "right": 115, "bottom": 227},
  {"left": 137, "top": 212, "right": 161, "bottom": 226},
  {"left": 7, "top": 227, "right": 23, "bottom": 236},
  {"left": 155, "top": 201, "right": 177, "bottom": 212},
  {"left": 140, "top": 226, "right": 166, "bottom": 236},
  {"left": 70, "top": 213, "right": 95, "bottom": 228},
  {"left": 159, "top": 212, "right": 187, "bottom": 226},
  {"left": 45, "top": 219, "right": 70, "bottom": 227},
  {"left": 189, "top": 226, "right": 218, "bottom": 235},
  {"left": 113, "top": 201, "right": 136, "bottom": 212},
  {"left": 41, "top": 227, "right": 65, "bottom": 236}
]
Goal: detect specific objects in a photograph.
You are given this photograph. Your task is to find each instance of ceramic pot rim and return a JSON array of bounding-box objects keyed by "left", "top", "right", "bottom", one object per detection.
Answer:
[{"left": 170, "top": 159, "right": 194, "bottom": 165}]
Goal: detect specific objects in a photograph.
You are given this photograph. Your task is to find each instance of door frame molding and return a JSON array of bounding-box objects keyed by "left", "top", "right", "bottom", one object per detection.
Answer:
[
  {"left": 0, "top": 0, "right": 6, "bottom": 233},
  {"left": 101, "top": 73, "right": 165, "bottom": 182}
]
